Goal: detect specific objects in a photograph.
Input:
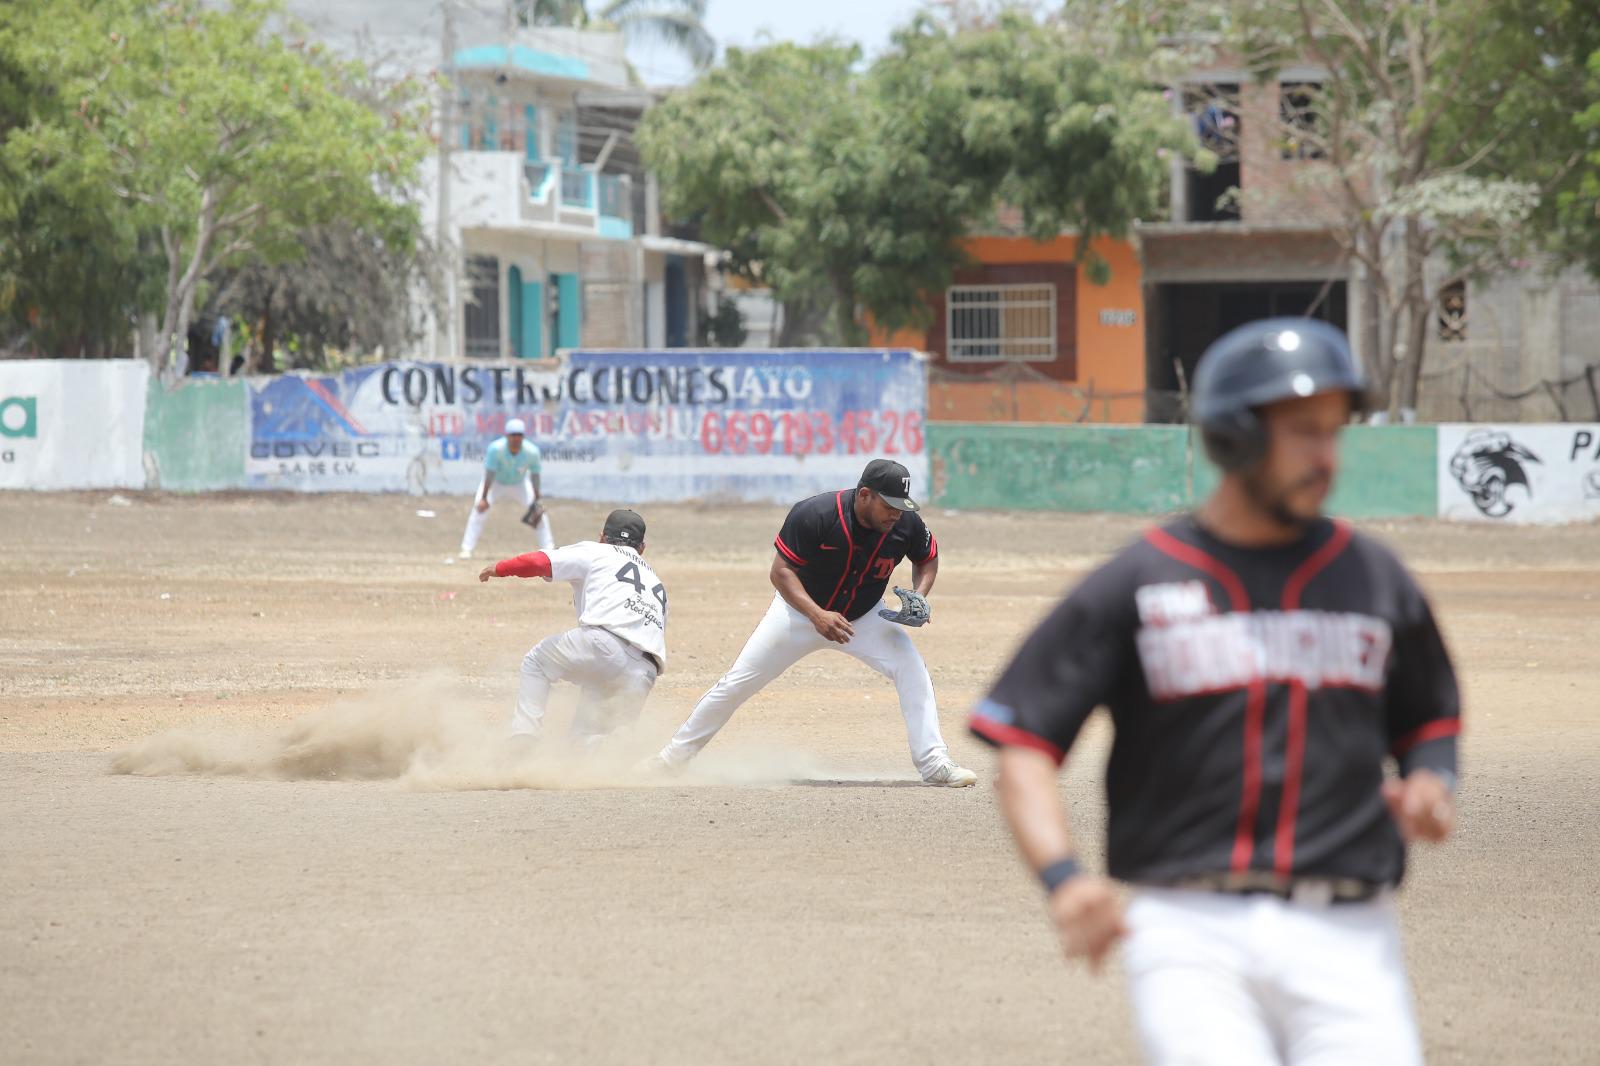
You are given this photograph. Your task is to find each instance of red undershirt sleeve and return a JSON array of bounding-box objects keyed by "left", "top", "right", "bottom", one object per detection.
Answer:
[{"left": 495, "top": 551, "right": 553, "bottom": 579}]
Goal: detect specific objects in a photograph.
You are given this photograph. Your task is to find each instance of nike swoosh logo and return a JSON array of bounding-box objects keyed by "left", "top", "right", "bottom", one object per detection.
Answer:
[{"left": 819, "top": 544, "right": 841, "bottom": 551}]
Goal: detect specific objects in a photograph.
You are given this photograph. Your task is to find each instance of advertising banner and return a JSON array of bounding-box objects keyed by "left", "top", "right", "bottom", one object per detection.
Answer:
[
  {"left": 0, "top": 360, "right": 149, "bottom": 490},
  {"left": 245, "top": 350, "right": 929, "bottom": 502},
  {"left": 1436, "top": 423, "right": 1600, "bottom": 524}
]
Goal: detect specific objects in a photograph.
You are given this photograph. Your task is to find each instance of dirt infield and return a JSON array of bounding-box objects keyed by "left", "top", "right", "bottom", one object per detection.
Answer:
[{"left": 2, "top": 491, "right": 1597, "bottom": 1065}]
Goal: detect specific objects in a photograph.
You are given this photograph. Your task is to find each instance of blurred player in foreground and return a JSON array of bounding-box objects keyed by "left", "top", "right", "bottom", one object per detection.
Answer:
[
  {"left": 459, "top": 418, "right": 554, "bottom": 560},
  {"left": 479, "top": 509, "right": 664, "bottom": 747},
  {"left": 650, "top": 458, "right": 976, "bottom": 787},
  {"left": 972, "top": 319, "right": 1460, "bottom": 1064}
]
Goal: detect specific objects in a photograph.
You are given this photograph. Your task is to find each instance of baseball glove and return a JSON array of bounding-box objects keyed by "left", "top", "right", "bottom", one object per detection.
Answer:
[
  {"left": 878, "top": 587, "right": 931, "bottom": 627},
  {"left": 520, "top": 500, "right": 546, "bottom": 529}
]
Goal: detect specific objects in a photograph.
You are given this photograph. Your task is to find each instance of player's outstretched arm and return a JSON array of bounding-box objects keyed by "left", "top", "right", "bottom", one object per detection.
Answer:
[
  {"left": 769, "top": 553, "right": 852, "bottom": 644},
  {"left": 997, "top": 746, "right": 1127, "bottom": 973},
  {"left": 479, "top": 552, "right": 553, "bottom": 583}
]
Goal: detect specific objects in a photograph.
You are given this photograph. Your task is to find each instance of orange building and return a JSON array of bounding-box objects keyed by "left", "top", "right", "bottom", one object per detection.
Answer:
[{"left": 871, "top": 234, "right": 1147, "bottom": 423}]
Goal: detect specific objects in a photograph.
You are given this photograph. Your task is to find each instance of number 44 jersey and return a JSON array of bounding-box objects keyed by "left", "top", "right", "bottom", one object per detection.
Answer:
[{"left": 546, "top": 541, "right": 668, "bottom": 669}]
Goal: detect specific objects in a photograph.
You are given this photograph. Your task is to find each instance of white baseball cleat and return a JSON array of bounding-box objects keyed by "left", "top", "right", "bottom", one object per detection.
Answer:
[
  {"left": 922, "top": 760, "right": 978, "bottom": 788},
  {"left": 506, "top": 733, "right": 541, "bottom": 758},
  {"left": 457, "top": 548, "right": 473, "bottom": 560},
  {"left": 636, "top": 750, "right": 687, "bottom": 777}
]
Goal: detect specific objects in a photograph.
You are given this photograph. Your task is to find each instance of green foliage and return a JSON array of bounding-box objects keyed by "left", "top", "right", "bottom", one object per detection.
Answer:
[
  {"left": 0, "top": 0, "right": 158, "bottom": 356},
  {"left": 876, "top": 13, "right": 1189, "bottom": 283},
  {"left": 1447, "top": 0, "right": 1600, "bottom": 279},
  {"left": 0, "top": 0, "right": 432, "bottom": 367},
  {"left": 638, "top": 42, "right": 881, "bottom": 341},
  {"left": 1575, "top": 50, "right": 1600, "bottom": 272},
  {"left": 638, "top": 16, "right": 1188, "bottom": 340}
]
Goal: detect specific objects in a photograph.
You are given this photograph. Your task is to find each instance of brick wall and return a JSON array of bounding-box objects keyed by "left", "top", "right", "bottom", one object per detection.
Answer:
[
  {"left": 580, "top": 241, "right": 641, "bottom": 349},
  {"left": 1141, "top": 229, "right": 1346, "bottom": 283},
  {"left": 1236, "top": 80, "right": 1349, "bottom": 227}
]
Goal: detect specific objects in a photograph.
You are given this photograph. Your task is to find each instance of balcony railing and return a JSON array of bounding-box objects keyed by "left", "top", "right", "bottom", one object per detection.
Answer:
[
  {"left": 598, "top": 174, "right": 629, "bottom": 219},
  {"left": 560, "top": 168, "right": 594, "bottom": 210},
  {"left": 462, "top": 153, "right": 636, "bottom": 236}
]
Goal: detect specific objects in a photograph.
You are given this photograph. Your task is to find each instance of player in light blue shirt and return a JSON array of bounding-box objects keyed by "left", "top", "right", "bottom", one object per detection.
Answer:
[{"left": 459, "top": 418, "right": 555, "bottom": 559}]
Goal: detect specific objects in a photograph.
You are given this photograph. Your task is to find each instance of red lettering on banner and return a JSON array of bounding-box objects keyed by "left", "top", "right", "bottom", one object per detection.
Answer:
[{"left": 694, "top": 409, "right": 923, "bottom": 458}]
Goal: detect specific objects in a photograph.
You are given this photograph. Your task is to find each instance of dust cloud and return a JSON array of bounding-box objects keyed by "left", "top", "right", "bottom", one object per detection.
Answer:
[{"left": 109, "top": 677, "right": 830, "bottom": 790}]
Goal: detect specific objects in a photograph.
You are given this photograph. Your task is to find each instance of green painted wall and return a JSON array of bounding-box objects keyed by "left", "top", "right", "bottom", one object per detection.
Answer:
[
  {"left": 1324, "top": 425, "right": 1437, "bottom": 518},
  {"left": 931, "top": 423, "right": 1193, "bottom": 513},
  {"left": 142, "top": 376, "right": 248, "bottom": 491},
  {"left": 930, "top": 422, "right": 1437, "bottom": 517}
]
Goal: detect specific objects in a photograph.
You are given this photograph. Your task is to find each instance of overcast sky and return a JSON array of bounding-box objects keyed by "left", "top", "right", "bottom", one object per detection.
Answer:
[{"left": 288, "top": 0, "right": 926, "bottom": 86}]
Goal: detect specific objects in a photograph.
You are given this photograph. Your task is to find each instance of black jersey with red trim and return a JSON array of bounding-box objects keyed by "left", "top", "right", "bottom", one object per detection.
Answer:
[
  {"left": 774, "top": 490, "right": 938, "bottom": 621},
  {"left": 970, "top": 515, "right": 1460, "bottom": 888}
]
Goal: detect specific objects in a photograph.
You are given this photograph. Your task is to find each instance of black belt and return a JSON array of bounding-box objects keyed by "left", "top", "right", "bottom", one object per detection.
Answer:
[{"left": 1157, "top": 872, "right": 1387, "bottom": 906}]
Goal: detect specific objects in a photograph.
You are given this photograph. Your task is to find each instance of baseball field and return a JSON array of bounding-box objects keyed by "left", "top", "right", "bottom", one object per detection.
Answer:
[{"left": 2, "top": 491, "right": 1596, "bottom": 1065}]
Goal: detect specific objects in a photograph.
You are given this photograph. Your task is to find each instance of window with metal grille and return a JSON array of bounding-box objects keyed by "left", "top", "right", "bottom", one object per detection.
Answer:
[
  {"left": 946, "top": 284, "right": 1057, "bottom": 362},
  {"left": 1437, "top": 280, "right": 1467, "bottom": 342},
  {"left": 464, "top": 255, "right": 501, "bottom": 359},
  {"left": 1279, "top": 82, "right": 1326, "bottom": 160}
]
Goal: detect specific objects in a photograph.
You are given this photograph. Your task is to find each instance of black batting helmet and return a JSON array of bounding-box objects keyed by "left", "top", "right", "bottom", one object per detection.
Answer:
[{"left": 1191, "top": 318, "right": 1367, "bottom": 471}]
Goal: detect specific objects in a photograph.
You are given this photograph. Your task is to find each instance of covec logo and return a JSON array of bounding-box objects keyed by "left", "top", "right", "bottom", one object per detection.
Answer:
[{"left": 0, "top": 396, "right": 37, "bottom": 439}]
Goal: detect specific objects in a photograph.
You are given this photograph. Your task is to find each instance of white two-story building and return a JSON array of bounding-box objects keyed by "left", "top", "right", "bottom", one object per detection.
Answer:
[{"left": 421, "top": 27, "right": 713, "bottom": 361}]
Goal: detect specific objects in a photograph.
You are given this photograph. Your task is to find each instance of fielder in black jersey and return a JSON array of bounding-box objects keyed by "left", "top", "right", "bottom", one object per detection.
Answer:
[
  {"left": 650, "top": 459, "right": 977, "bottom": 786},
  {"left": 974, "top": 319, "right": 1459, "bottom": 1066},
  {"left": 774, "top": 482, "right": 938, "bottom": 622}
]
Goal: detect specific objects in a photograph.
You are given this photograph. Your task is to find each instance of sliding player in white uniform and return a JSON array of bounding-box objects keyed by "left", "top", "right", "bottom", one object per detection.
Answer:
[
  {"left": 478, "top": 509, "right": 665, "bottom": 746},
  {"left": 459, "top": 418, "right": 555, "bottom": 559}
]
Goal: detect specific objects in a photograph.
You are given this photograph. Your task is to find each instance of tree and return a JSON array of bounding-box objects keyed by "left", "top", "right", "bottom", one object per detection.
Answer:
[
  {"left": 0, "top": 0, "right": 161, "bottom": 357},
  {"left": 203, "top": 38, "right": 444, "bottom": 373},
  {"left": 208, "top": 222, "right": 441, "bottom": 373},
  {"left": 6, "top": 0, "right": 431, "bottom": 372},
  {"left": 512, "top": 0, "right": 715, "bottom": 72},
  {"left": 1449, "top": 0, "right": 1600, "bottom": 284},
  {"left": 874, "top": 12, "right": 1191, "bottom": 287},
  {"left": 1080, "top": 0, "right": 1595, "bottom": 417},
  {"left": 638, "top": 16, "right": 1187, "bottom": 343}
]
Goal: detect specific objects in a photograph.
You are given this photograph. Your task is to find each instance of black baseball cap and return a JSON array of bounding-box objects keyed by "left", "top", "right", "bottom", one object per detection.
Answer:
[
  {"left": 858, "top": 458, "right": 919, "bottom": 512},
  {"left": 603, "top": 508, "right": 646, "bottom": 547}
]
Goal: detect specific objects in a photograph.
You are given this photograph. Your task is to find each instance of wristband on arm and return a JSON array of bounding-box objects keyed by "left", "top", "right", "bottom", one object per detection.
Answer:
[{"left": 1039, "top": 856, "right": 1082, "bottom": 895}]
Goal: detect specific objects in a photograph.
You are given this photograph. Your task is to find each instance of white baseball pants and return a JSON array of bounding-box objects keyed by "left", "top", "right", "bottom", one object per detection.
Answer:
[
  {"left": 1123, "top": 887, "right": 1423, "bottom": 1066},
  {"left": 460, "top": 478, "right": 555, "bottom": 553},
  {"left": 512, "top": 626, "right": 659, "bottom": 742},
  {"left": 659, "top": 593, "right": 951, "bottom": 775}
]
